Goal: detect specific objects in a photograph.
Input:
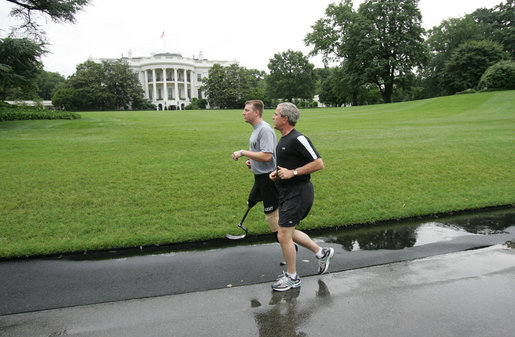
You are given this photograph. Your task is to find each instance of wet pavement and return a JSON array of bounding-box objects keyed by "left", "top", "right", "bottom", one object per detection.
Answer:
[{"left": 0, "top": 208, "right": 514, "bottom": 336}]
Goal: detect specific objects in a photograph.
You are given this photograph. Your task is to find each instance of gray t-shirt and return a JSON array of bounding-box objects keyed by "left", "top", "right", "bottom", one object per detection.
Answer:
[{"left": 249, "top": 121, "right": 277, "bottom": 175}]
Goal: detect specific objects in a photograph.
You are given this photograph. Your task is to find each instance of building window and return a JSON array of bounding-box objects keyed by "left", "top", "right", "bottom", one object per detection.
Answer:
[{"left": 197, "top": 73, "right": 202, "bottom": 81}]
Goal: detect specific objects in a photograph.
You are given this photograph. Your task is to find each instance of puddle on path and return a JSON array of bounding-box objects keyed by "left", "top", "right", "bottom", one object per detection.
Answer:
[
  {"left": 62, "top": 208, "right": 514, "bottom": 261},
  {"left": 314, "top": 208, "right": 514, "bottom": 252}
]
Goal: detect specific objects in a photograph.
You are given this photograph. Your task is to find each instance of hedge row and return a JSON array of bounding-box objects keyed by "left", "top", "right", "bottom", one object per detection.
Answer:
[{"left": 0, "top": 103, "right": 81, "bottom": 121}]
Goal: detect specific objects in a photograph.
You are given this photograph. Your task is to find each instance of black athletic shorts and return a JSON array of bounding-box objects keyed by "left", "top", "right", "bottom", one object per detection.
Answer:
[
  {"left": 248, "top": 173, "right": 279, "bottom": 214},
  {"left": 278, "top": 181, "right": 314, "bottom": 228}
]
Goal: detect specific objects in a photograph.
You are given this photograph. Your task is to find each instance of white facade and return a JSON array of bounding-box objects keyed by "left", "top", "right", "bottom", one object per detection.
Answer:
[
  {"left": 122, "top": 52, "right": 232, "bottom": 110},
  {"left": 5, "top": 100, "right": 54, "bottom": 109}
]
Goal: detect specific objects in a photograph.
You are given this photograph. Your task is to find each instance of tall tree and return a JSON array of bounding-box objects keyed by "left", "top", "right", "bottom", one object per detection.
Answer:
[
  {"left": 52, "top": 60, "right": 114, "bottom": 111},
  {"left": 318, "top": 67, "right": 352, "bottom": 106},
  {"left": 425, "top": 16, "right": 488, "bottom": 96},
  {"left": 52, "top": 59, "right": 146, "bottom": 111},
  {"left": 306, "top": 0, "right": 427, "bottom": 104},
  {"left": 265, "top": 49, "right": 316, "bottom": 102},
  {"left": 36, "top": 70, "right": 65, "bottom": 100},
  {"left": 102, "top": 59, "right": 145, "bottom": 110},
  {"left": 424, "top": 1, "right": 514, "bottom": 96},
  {"left": 200, "top": 64, "right": 259, "bottom": 109},
  {"left": 443, "top": 40, "right": 508, "bottom": 93},
  {"left": 0, "top": 37, "right": 43, "bottom": 99},
  {"left": 470, "top": 0, "right": 514, "bottom": 57},
  {"left": 1, "top": 0, "right": 90, "bottom": 100},
  {"left": 5, "top": 0, "right": 90, "bottom": 40}
]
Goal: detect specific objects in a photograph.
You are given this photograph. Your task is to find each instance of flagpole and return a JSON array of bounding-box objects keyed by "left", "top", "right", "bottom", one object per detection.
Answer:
[{"left": 161, "top": 31, "right": 165, "bottom": 52}]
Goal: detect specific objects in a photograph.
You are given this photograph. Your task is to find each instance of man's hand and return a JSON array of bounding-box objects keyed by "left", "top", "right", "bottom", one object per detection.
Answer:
[
  {"left": 277, "top": 166, "right": 295, "bottom": 179},
  {"left": 269, "top": 170, "right": 277, "bottom": 182},
  {"left": 231, "top": 150, "right": 244, "bottom": 161}
]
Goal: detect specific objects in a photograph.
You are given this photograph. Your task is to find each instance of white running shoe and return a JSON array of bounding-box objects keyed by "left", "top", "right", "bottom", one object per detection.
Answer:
[
  {"left": 271, "top": 272, "right": 301, "bottom": 292},
  {"left": 317, "top": 247, "right": 334, "bottom": 274}
]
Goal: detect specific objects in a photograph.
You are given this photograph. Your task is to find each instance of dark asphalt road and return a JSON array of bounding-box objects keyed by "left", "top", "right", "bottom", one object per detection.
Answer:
[{"left": 1, "top": 222, "right": 513, "bottom": 316}]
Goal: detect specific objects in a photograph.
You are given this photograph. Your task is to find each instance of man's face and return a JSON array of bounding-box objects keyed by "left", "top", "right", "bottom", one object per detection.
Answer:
[
  {"left": 243, "top": 104, "right": 257, "bottom": 124},
  {"left": 273, "top": 107, "right": 287, "bottom": 130}
]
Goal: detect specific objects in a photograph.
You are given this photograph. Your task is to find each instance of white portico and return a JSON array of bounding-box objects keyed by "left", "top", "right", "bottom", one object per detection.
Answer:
[{"left": 123, "top": 52, "right": 232, "bottom": 110}]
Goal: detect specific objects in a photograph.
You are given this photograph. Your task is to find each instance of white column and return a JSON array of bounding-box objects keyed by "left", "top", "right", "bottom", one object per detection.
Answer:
[
  {"left": 163, "top": 68, "right": 168, "bottom": 104},
  {"left": 174, "top": 68, "right": 179, "bottom": 104},
  {"left": 143, "top": 71, "right": 149, "bottom": 99},
  {"left": 183, "top": 69, "right": 188, "bottom": 100},
  {"left": 152, "top": 69, "right": 157, "bottom": 104},
  {"left": 192, "top": 71, "right": 198, "bottom": 99}
]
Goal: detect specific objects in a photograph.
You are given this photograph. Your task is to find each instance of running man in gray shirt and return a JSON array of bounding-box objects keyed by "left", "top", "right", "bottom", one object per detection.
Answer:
[{"left": 232, "top": 100, "right": 280, "bottom": 236}]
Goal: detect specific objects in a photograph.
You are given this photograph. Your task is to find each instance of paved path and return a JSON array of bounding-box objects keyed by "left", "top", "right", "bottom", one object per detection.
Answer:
[
  {"left": 1, "top": 244, "right": 514, "bottom": 337},
  {"left": 1, "top": 226, "right": 513, "bottom": 316}
]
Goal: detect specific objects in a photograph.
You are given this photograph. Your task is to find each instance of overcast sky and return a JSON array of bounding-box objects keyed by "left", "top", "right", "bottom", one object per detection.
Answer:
[{"left": 0, "top": 0, "right": 504, "bottom": 77}]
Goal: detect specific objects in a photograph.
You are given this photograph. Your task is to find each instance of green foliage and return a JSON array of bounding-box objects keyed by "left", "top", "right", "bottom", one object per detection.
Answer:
[
  {"left": 424, "top": 1, "right": 514, "bottom": 97},
  {"left": 424, "top": 16, "right": 486, "bottom": 96},
  {"left": 443, "top": 40, "right": 508, "bottom": 94},
  {"left": 0, "top": 101, "right": 80, "bottom": 121},
  {"left": 36, "top": 70, "right": 65, "bottom": 100},
  {"left": 6, "top": 0, "right": 91, "bottom": 40},
  {"left": 478, "top": 60, "right": 515, "bottom": 90},
  {"left": 306, "top": 0, "right": 365, "bottom": 105},
  {"left": 0, "top": 37, "right": 44, "bottom": 99},
  {"left": 102, "top": 59, "right": 145, "bottom": 110},
  {"left": 0, "top": 91, "right": 513, "bottom": 257},
  {"left": 318, "top": 67, "right": 352, "bottom": 106},
  {"left": 392, "top": 72, "right": 425, "bottom": 102},
  {"left": 52, "top": 59, "right": 146, "bottom": 111},
  {"left": 306, "top": 0, "right": 427, "bottom": 104},
  {"left": 359, "top": 0, "right": 428, "bottom": 103},
  {"left": 185, "top": 98, "right": 208, "bottom": 110},
  {"left": 266, "top": 49, "right": 316, "bottom": 101},
  {"left": 201, "top": 64, "right": 262, "bottom": 109},
  {"left": 469, "top": 0, "right": 515, "bottom": 57}
]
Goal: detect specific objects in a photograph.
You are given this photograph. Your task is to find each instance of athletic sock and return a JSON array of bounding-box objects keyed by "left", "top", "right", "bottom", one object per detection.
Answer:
[
  {"left": 286, "top": 272, "right": 298, "bottom": 279},
  {"left": 315, "top": 248, "right": 324, "bottom": 259}
]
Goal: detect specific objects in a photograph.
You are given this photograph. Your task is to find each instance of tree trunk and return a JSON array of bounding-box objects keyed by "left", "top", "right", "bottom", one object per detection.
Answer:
[
  {"left": 383, "top": 83, "right": 393, "bottom": 103},
  {"left": 352, "top": 89, "right": 358, "bottom": 106}
]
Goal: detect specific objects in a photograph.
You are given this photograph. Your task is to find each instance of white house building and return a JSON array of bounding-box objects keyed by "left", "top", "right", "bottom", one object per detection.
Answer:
[{"left": 121, "top": 51, "right": 233, "bottom": 110}]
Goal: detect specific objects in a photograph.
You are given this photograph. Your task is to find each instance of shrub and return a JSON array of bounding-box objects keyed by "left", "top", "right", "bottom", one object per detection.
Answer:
[
  {"left": 0, "top": 102, "right": 81, "bottom": 121},
  {"left": 185, "top": 98, "right": 208, "bottom": 110},
  {"left": 478, "top": 60, "right": 515, "bottom": 90},
  {"left": 297, "top": 100, "right": 307, "bottom": 108},
  {"left": 456, "top": 88, "right": 477, "bottom": 95}
]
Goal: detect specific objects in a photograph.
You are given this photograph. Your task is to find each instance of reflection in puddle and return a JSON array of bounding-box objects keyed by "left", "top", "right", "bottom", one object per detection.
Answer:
[
  {"left": 62, "top": 208, "right": 514, "bottom": 260},
  {"left": 252, "top": 280, "right": 331, "bottom": 337},
  {"left": 414, "top": 222, "right": 475, "bottom": 246},
  {"left": 318, "top": 209, "right": 514, "bottom": 252}
]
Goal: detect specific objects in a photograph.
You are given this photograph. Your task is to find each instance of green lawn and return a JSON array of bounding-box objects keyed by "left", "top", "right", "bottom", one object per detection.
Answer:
[{"left": 1, "top": 91, "right": 514, "bottom": 258}]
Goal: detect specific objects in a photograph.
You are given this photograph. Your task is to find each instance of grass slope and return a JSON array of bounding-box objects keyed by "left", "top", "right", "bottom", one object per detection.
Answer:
[{"left": 1, "top": 91, "right": 514, "bottom": 258}]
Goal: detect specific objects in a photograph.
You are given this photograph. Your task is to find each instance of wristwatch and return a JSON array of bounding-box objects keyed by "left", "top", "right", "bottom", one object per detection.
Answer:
[
  {"left": 240, "top": 150, "right": 244, "bottom": 157},
  {"left": 293, "top": 169, "right": 298, "bottom": 176}
]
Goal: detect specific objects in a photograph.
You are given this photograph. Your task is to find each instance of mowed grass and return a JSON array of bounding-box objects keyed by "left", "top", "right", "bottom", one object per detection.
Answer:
[{"left": 1, "top": 91, "right": 514, "bottom": 258}]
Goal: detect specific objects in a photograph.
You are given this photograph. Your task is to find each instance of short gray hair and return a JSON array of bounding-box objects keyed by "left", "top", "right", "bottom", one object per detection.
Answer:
[{"left": 277, "top": 102, "right": 300, "bottom": 126}]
